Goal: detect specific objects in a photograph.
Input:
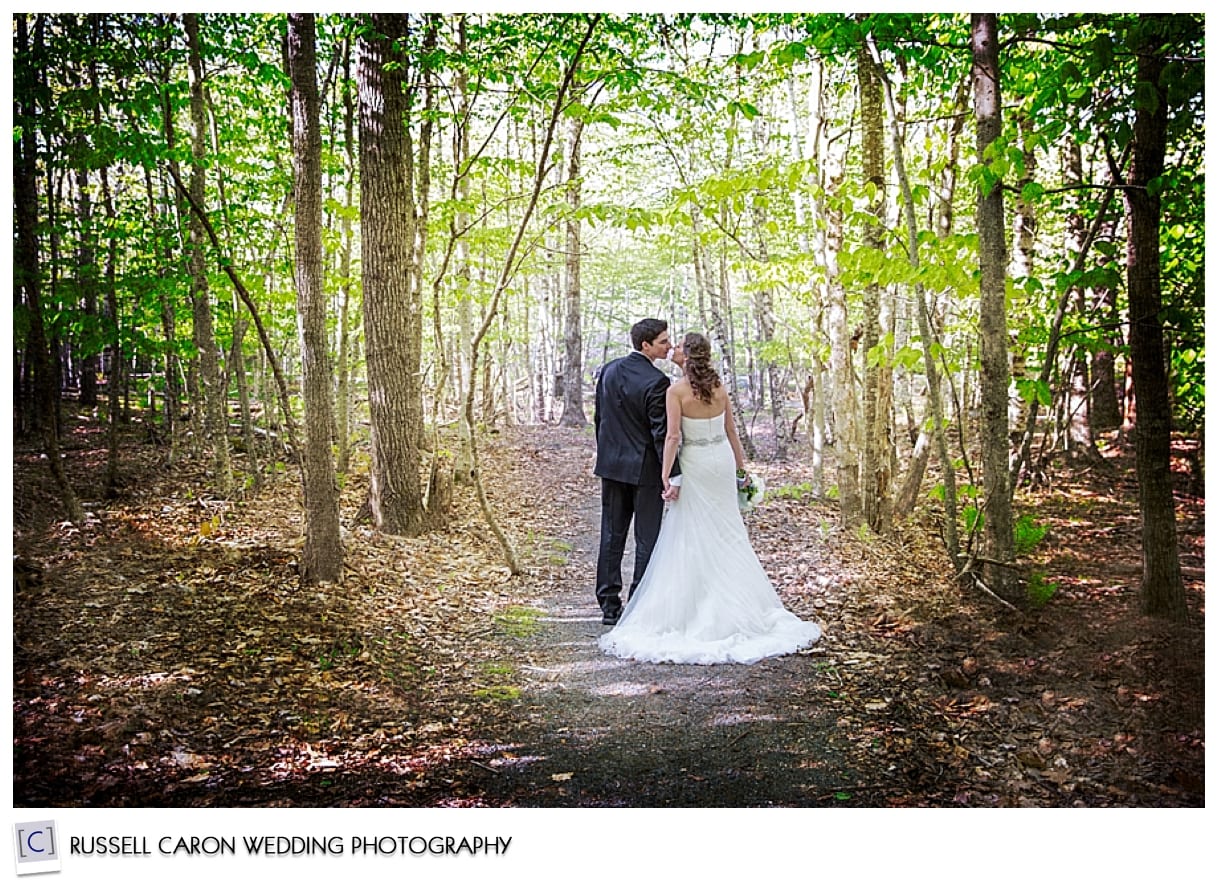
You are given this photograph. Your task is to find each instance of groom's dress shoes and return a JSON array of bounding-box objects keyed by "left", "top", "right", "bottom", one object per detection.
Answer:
[{"left": 602, "top": 611, "right": 620, "bottom": 626}]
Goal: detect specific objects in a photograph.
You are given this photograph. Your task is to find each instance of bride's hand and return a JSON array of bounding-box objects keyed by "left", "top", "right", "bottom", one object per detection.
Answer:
[{"left": 662, "top": 481, "right": 680, "bottom": 501}]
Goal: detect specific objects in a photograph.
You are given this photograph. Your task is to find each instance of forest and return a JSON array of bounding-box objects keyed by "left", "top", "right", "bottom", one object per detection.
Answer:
[{"left": 11, "top": 12, "right": 1205, "bottom": 812}]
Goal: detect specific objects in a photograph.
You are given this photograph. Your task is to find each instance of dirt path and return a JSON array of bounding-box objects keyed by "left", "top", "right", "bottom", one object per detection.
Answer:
[{"left": 469, "top": 486, "right": 842, "bottom": 807}]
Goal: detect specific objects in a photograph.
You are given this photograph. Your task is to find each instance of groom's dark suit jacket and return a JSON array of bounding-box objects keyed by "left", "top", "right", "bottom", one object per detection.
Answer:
[{"left": 594, "top": 350, "right": 679, "bottom": 486}]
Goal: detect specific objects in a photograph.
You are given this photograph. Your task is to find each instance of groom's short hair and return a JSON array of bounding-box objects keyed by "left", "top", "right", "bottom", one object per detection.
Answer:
[{"left": 630, "top": 318, "right": 668, "bottom": 351}]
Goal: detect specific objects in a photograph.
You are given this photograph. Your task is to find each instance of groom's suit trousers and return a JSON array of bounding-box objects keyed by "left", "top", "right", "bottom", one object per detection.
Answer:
[{"left": 596, "top": 477, "right": 665, "bottom": 616}]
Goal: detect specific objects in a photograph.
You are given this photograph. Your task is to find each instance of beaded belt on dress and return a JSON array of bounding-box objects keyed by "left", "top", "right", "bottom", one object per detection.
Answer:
[{"left": 681, "top": 434, "right": 726, "bottom": 447}]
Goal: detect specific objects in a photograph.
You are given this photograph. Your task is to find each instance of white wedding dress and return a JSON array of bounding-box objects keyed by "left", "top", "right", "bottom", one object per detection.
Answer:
[{"left": 599, "top": 412, "right": 822, "bottom": 665}]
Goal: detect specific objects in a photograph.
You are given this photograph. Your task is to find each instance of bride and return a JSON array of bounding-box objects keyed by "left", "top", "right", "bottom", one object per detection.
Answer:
[{"left": 599, "top": 332, "right": 822, "bottom": 665}]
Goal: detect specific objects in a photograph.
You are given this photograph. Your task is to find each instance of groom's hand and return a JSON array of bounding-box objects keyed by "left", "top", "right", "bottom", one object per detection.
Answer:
[{"left": 662, "top": 483, "right": 680, "bottom": 501}]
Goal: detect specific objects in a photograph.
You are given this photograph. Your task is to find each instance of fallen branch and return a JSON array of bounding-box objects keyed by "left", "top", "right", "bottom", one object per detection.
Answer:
[{"left": 958, "top": 568, "right": 1023, "bottom": 616}]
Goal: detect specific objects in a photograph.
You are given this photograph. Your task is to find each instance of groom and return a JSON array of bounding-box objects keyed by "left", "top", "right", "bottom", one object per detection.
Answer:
[{"left": 593, "top": 318, "right": 680, "bottom": 625}]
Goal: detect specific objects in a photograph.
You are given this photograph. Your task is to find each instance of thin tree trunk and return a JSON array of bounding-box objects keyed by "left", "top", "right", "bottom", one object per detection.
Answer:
[
  {"left": 689, "top": 202, "right": 712, "bottom": 333},
  {"left": 289, "top": 12, "right": 343, "bottom": 582},
  {"left": 185, "top": 13, "right": 233, "bottom": 496},
  {"left": 786, "top": 65, "right": 826, "bottom": 489},
  {"left": 167, "top": 163, "right": 299, "bottom": 453},
  {"left": 452, "top": 15, "right": 476, "bottom": 483},
  {"left": 866, "top": 34, "right": 957, "bottom": 553},
  {"left": 560, "top": 115, "right": 588, "bottom": 427},
  {"left": 712, "top": 243, "right": 753, "bottom": 458},
  {"left": 413, "top": 14, "right": 455, "bottom": 529},
  {"left": 1008, "top": 111, "right": 1038, "bottom": 453},
  {"left": 1081, "top": 133, "right": 1123, "bottom": 434},
  {"left": 154, "top": 175, "right": 181, "bottom": 459},
  {"left": 155, "top": 49, "right": 186, "bottom": 462},
  {"left": 972, "top": 13, "right": 1014, "bottom": 592},
  {"left": 229, "top": 309, "right": 259, "bottom": 489},
  {"left": 858, "top": 26, "right": 892, "bottom": 533},
  {"left": 336, "top": 35, "right": 355, "bottom": 476},
  {"left": 75, "top": 164, "right": 100, "bottom": 409},
  {"left": 1010, "top": 149, "right": 1126, "bottom": 489},
  {"left": 99, "top": 161, "right": 123, "bottom": 497},
  {"left": 825, "top": 159, "right": 861, "bottom": 526}
]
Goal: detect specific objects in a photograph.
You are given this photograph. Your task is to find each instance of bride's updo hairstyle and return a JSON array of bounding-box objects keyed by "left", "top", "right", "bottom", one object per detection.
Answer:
[{"left": 682, "top": 332, "right": 721, "bottom": 403}]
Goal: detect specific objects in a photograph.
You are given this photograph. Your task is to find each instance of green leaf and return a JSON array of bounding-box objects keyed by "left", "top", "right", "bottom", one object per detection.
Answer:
[
  {"left": 773, "top": 41, "right": 808, "bottom": 66},
  {"left": 1015, "top": 377, "right": 1052, "bottom": 407},
  {"left": 1020, "top": 181, "right": 1045, "bottom": 203}
]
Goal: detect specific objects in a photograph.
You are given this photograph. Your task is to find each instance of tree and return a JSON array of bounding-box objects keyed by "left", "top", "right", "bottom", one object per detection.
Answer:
[
  {"left": 184, "top": 13, "right": 234, "bottom": 496},
  {"left": 7, "top": 13, "right": 1205, "bottom": 618},
  {"left": 559, "top": 113, "right": 588, "bottom": 428},
  {"left": 857, "top": 21, "right": 893, "bottom": 533},
  {"left": 971, "top": 13, "right": 1014, "bottom": 593},
  {"left": 358, "top": 13, "right": 427, "bottom": 536},
  {"left": 1122, "top": 14, "right": 1187, "bottom": 619},
  {"left": 334, "top": 33, "right": 358, "bottom": 477},
  {"left": 865, "top": 32, "right": 960, "bottom": 564},
  {"left": 14, "top": 13, "right": 84, "bottom": 523},
  {"left": 288, "top": 12, "right": 343, "bottom": 583}
]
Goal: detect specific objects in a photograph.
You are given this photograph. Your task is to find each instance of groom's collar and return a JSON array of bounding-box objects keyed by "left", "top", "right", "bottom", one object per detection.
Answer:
[{"left": 629, "top": 350, "right": 653, "bottom": 364}]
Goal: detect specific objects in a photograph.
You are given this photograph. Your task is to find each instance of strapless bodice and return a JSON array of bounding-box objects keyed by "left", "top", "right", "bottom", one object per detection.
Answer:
[{"left": 681, "top": 412, "right": 726, "bottom": 446}]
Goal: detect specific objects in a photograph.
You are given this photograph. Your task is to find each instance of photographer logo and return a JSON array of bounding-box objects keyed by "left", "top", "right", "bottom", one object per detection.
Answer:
[{"left": 12, "top": 821, "right": 61, "bottom": 876}]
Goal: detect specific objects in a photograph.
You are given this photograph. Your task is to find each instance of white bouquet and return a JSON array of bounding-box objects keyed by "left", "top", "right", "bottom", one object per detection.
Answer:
[{"left": 736, "top": 470, "right": 766, "bottom": 512}]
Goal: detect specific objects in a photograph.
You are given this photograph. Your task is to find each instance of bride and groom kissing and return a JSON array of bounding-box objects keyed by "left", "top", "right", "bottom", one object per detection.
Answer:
[{"left": 592, "top": 318, "right": 821, "bottom": 665}]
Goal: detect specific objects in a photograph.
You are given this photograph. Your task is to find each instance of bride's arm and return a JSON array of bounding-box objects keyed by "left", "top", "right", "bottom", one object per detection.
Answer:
[
  {"left": 722, "top": 390, "right": 747, "bottom": 472},
  {"left": 662, "top": 385, "right": 683, "bottom": 494}
]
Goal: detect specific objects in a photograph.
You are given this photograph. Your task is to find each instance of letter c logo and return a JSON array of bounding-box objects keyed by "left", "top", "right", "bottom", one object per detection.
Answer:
[{"left": 26, "top": 830, "right": 45, "bottom": 853}]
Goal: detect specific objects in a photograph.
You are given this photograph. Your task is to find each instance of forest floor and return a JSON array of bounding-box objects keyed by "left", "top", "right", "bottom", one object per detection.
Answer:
[{"left": 11, "top": 408, "right": 1206, "bottom": 808}]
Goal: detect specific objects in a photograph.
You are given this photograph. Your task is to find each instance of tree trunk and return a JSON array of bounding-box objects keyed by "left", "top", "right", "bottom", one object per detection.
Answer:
[
  {"left": 358, "top": 13, "right": 427, "bottom": 536},
  {"left": 972, "top": 13, "right": 1014, "bottom": 593},
  {"left": 44, "top": 123, "right": 66, "bottom": 442},
  {"left": 1089, "top": 282, "right": 1124, "bottom": 433},
  {"left": 330, "top": 38, "right": 354, "bottom": 478},
  {"left": 1008, "top": 111, "right": 1039, "bottom": 450},
  {"left": 823, "top": 153, "right": 860, "bottom": 526},
  {"left": 14, "top": 14, "right": 84, "bottom": 523},
  {"left": 99, "top": 161, "right": 123, "bottom": 497},
  {"left": 184, "top": 13, "right": 233, "bottom": 496},
  {"left": 288, "top": 13, "right": 343, "bottom": 582},
  {"left": 155, "top": 64, "right": 186, "bottom": 462},
  {"left": 866, "top": 34, "right": 957, "bottom": 553},
  {"left": 412, "top": 15, "right": 438, "bottom": 451},
  {"left": 1124, "top": 15, "right": 1187, "bottom": 620},
  {"left": 453, "top": 15, "right": 476, "bottom": 484},
  {"left": 1082, "top": 131, "right": 1123, "bottom": 434},
  {"left": 75, "top": 164, "right": 100, "bottom": 409},
  {"left": 713, "top": 243, "right": 753, "bottom": 459},
  {"left": 787, "top": 61, "right": 826, "bottom": 492},
  {"left": 1010, "top": 142, "right": 1125, "bottom": 489},
  {"left": 560, "top": 115, "right": 588, "bottom": 427},
  {"left": 89, "top": 16, "right": 124, "bottom": 497},
  {"left": 747, "top": 113, "right": 786, "bottom": 459},
  {"left": 229, "top": 309, "right": 260, "bottom": 488},
  {"left": 858, "top": 27, "right": 892, "bottom": 533}
]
